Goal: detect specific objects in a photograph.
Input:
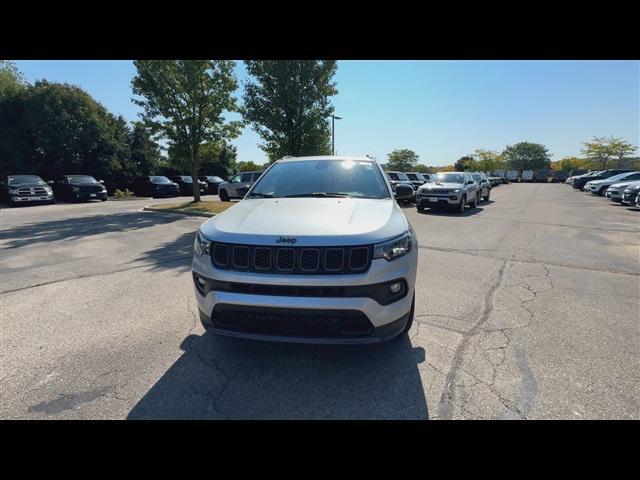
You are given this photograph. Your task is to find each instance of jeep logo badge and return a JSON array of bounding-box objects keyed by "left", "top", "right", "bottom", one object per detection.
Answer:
[{"left": 276, "top": 236, "right": 297, "bottom": 244}]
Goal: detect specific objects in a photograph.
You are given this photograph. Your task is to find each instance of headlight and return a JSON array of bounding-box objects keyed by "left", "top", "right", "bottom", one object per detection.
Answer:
[
  {"left": 72, "top": 187, "right": 79, "bottom": 192},
  {"left": 373, "top": 231, "right": 413, "bottom": 261},
  {"left": 194, "top": 231, "right": 211, "bottom": 256},
  {"left": 9, "top": 188, "right": 19, "bottom": 193},
  {"left": 45, "top": 187, "right": 52, "bottom": 194},
  {"left": 453, "top": 189, "right": 461, "bottom": 193}
]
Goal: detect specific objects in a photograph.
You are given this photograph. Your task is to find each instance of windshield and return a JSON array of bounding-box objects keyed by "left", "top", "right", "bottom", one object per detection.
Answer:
[
  {"left": 7, "top": 175, "right": 45, "bottom": 185},
  {"left": 67, "top": 175, "right": 98, "bottom": 184},
  {"left": 180, "top": 176, "right": 193, "bottom": 182},
  {"left": 248, "top": 159, "right": 391, "bottom": 199},
  {"left": 432, "top": 172, "right": 465, "bottom": 184},
  {"left": 150, "top": 176, "right": 172, "bottom": 184},
  {"left": 387, "top": 172, "right": 409, "bottom": 181},
  {"left": 471, "top": 173, "right": 482, "bottom": 181},
  {"left": 206, "top": 176, "right": 223, "bottom": 182},
  {"left": 406, "top": 174, "right": 419, "bottom": 181},
  {"left": 602, "top": 172, "right": 636, "bottom": 182}
]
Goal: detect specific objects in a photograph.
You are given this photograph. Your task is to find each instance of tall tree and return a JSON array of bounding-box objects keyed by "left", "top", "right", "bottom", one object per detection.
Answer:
[
  {"left": 132, "top": 60, "right": 242, "bottom": 201},
  {"left": 503, "top": 142, "right": 551, "bottom": 171},
  {"left": 608, "top": 137, "right": 637, "bottom": 167},
  {"left": 0, "top": 60, "right": 26, "bottom": 97},
  {"left": 129, "top": 121, "right": 163, "bottom": 176},
  {"left": 454, "top": 155, "right": 474, "bottom": 172},
  {"left": 242, "top": 60, "right": 338, "bottom": 162},
  {"left": 581, "top": 136, "right": 615, "bottom": 170},
  {"left": 236, "top": 160, "right": 262, "bottom": 172},
  {"left": 386, "top": 149, "right": 419, "bottom": 171},
  {"left": 472, "top": 149, "right": 506, "bottom": 172}
]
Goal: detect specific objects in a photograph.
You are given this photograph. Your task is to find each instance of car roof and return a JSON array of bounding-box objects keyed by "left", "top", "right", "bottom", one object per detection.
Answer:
[{"left": 276, "top": 155, "right": 374, "bottom": 163}]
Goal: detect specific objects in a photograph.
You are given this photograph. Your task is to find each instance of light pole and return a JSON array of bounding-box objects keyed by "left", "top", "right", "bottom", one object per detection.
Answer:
[{"left": 331, "top": 114, "right": 342, "bottom": 155}]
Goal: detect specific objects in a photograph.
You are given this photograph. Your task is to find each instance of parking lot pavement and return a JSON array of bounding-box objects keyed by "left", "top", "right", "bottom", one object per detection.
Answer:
[{"left": 1, "top": 185, "right": 638, "bottom": 419}]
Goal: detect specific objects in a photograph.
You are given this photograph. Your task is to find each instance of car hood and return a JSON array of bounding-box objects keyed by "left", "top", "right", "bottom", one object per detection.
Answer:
[
  {"left": 418, "top": 182, "right": 463, "bottom": 191},
  {"left": 200, "top": 197, "right": 408, "bottom": 246},
  {"left": 69, "top": 182, "right": 102, "bottom": 187}
]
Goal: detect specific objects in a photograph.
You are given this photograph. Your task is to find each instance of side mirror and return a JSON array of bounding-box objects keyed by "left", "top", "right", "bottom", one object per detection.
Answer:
[
  {"left": 47, "top": 180, "right": 55, "bottom": 185},
  {"left": 467, "top": 180, "right": 474, "bottom": 185},
  {"left": 395, "top": 184, "right": 414, "bottom": 198}
]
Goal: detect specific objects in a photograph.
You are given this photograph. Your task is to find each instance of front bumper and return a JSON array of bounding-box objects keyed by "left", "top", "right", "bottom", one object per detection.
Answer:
[
  {"left": 73, "top": 192, "right": 107, "bottom": 200},
  {"left": 11, "top": 194, "right": 54, "bottom": 202},
  {"left": 606, "top": 190, "right": 623, "bottom": 201},
  {"left": 192, "top": 243, "right": 418, "bottom": 344},
  {"left": 416, "top": 192, "right": 461, "bottom": 207}
]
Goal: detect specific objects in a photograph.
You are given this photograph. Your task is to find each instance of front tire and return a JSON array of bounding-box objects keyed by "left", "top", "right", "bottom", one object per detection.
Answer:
[
  {"left": 484, "top": 189, "right": 491, "bottom": 202},
  {"left": 219, "top": 189, "right": 230, "bottom": 202},
  {"left": 457, "top": 195, "right": 466, "bottom": 214},
  {"left": 470, "top": 193, "right": 478, "bottom": 209}
]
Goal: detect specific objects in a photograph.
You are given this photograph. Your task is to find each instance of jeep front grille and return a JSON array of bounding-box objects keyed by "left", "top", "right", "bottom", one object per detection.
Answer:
[{"left": 210, "top": 242, "right": 372, "bottom": 275}]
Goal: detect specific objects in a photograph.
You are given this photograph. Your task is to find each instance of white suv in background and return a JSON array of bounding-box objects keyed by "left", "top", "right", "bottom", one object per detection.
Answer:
[{"left": 192, "top": 156, "right": 419, "bottom": 344}]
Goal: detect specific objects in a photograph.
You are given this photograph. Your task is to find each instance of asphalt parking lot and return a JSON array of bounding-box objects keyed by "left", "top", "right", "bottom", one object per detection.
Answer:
[{"left": 1, "top": 185, "right": 639, "bottom": 419}]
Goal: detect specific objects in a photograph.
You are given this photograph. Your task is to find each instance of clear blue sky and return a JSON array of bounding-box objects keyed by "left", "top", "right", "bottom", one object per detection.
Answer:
[{"left": 14, "top": 60, "right": 640, "bottom": 167}]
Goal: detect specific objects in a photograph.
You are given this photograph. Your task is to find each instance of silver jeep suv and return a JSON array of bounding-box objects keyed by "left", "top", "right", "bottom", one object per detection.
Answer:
[
  {"left": 415, "top": 171, "right": 479, "bottom": 213},
  {"left": 192, "top": 156, "right": 418, "bottom": 345}
]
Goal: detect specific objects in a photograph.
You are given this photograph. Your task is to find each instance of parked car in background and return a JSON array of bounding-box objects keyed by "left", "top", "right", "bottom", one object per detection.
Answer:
[
  {"left": 51, "top": 175, "right": 107, "bottom": 202},
  {"left": 1, "top": 175, "right": 55, "bottom": 207},
  {"left": 199, "top": 175, "right": 226, "bottom": 195},
  {"left": 217, "top": 171, "right": 263, "bottom": 201},
  {"left": 522, "top": 170, "right": 534, "bottom": 182},
  {"left": 621, "top": 183, "right": 640, "bottom": 205},
  {"left": 567, "top": 170, "right": 599, "bottom": 186},
  {"left": 169, "top": 175, "right": 209, "bottom": 196},
  {"left": 507, "top": 170, "right": 518, "bottom": 182},
  {"left": 470, "top": 171, "right": 491, "bottom": 202},
  {"left": 552, "top": 171, "right": 569, "bottom": 183},
  {"left": 193, "top": 155, "right": 418, "bottom": 344},
  {"left": 573, "top": 170, "right": 632, "bottom": 190},
  {"left": 405, "top": 172, "right": 427, "bottom": 189},
  {"left": 583, "top": 171, "right": 640, "bottom": 195},
  {"left": 606, "top": 180, "right": 640, "bottom": 203},
  {"left": 534, "top": 169, "right": 552, "bottom": 182},
  {"left": 416, "top": 171, "right": 479, "bottom": 214},
  {"left": 385, "top": 171, "right": 416, "bottom": 203},
  {"left": 132, "top": 176, "right": 180, "bottom": 198},
  {"left": 486, "top": 173, "right": 502, "bottom": 186}
]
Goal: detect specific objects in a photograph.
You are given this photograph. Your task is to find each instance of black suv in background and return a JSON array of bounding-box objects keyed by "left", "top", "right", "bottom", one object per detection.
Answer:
[
  {"left": 132, "top": 176, "right": 180, "bottom": 198},
  {"left": 52, "top": 175, "right": 107, "bottom": 202},
  {"left": 1, "top": 175, "right": 55, "bottom": 206},
  {"left": 199, "top": 175, "right": 226, "bottom": 195},
  {"left": 572, "top": 169, "right": 633, "bottom": 190},
  {"left": 169, "top": 175, "right": 209, "bottom": 196}
]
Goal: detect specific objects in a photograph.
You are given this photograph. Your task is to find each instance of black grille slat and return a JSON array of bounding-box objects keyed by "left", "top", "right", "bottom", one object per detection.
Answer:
[
  {"left": 325, "top": 249, "right": 344, "bottom": 271},
  {"left": 213, "top": 244, "right": 229, "bottom": 266},
  {"left": 233, "top": 246, "right": 249, "bottom": 268},
  {"left": 254, "top": 248, "right": 272, "bottom": 270},
  {"left": 349, "top": 247, "right": 369, "bottom": 271},
  {"left": 210, "top": 242, "right": 372, "bottom": 275},
  {"left": 300, "top": 249, "right": 320, "bottom": 271},
  {"left": 277, "top": 249, "right": 295, "bottom": 271}
]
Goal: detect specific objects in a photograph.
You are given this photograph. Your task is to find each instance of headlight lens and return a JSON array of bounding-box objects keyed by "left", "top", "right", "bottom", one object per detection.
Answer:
[
  {"left": 453, "top": 189, "right": 461, "bottom": 193},
  {"left": 194, "top": 231, "right": 211, "bottom": 256},
  {"left": 373, "top": 230, "right": 414, "bottom": 261}
]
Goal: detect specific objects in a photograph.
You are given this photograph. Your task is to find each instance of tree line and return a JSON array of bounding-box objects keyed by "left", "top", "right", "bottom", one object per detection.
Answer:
[{"left": 383, "top": 137, "right": 637, "bottom": 175}]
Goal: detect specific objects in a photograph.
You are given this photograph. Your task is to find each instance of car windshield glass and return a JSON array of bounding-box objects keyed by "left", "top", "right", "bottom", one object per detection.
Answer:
[
  {"left": 150, "top": 176, "right": 171, "bottom": 184},
  {"left": 604, "top": 172, "right": 636, "bottom": 182},
  {"left": 7, "top": 175, "right": 45, "bottom": 185},
  {"left": 406, "top": 174, "right": 418, "bottom": 180},
  {"left": 433, "top": 173, "right": 464, "bottom": 184},
  {"left": 67, "top": 175, "right": 98, "bottom": 183},
  {"left": 181, "top": 176, "right": 193, "bottom": 182},
  {"left": 248, "top": 159, "right": 390, "bottom": 199},
  {"left": 471, "top": 173, "right": 481, "bottom": 181},
  {"left": 206, "top": 176, "right": 223, "bottom": 182}
]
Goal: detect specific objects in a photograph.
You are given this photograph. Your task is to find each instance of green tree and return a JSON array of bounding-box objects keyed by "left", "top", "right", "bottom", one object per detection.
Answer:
[
  {"left": 502, "top": 142, "right": 551, "bottom": 172},
  {"left": 581, "top": 137, "right": 615, "bottom": 169},
  {"left": 0, "top": 60, "right": 26, "bottom": 97},
  {"left": 236, "top": 160, "right": 262, "bottom": 172},
  {"left": 413, "top": 164, "right": 432, "bottom": 174},
  {"left": 0, "top": 80, "right": 133, "bottom": 190},
  {"left": 472, "top": 149, "right": 506, "bottom": 172},
  {"left": 242, "top": 60, "right": 338, "bottom": 162},
  {"left": 200, "top": 141, "right": 237, "bottom": 177},
  {"left": 454, "top": 155, "right": 474, "bottom": 172},
  {"left": 129, "top": 121, "right": 163, "bottom": 176},
  {"left": 608, "top": 137, "right": 637, "bottom": 167},
  {"left": 132, "top": 60, "right": 242, "bottom": 201},
  {"left": 0, "top": 62, "right": 29, "bottom": 174},
  {"left": 386, "top": 149, "right": 419, "bottom": 171}
]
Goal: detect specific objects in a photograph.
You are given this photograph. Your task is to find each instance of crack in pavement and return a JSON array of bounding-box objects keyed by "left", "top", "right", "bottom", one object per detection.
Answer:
[{"left": 436, "top": 261, "right": 507, "bottom": 419}]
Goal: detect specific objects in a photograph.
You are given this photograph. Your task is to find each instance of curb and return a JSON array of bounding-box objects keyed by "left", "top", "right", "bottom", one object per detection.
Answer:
[{"left": 143, "top": 207, "right": 214, "bottom": 218}]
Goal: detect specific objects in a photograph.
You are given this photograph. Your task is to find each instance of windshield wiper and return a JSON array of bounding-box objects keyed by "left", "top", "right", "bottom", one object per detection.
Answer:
[
  {"left": 247, "top": 192, "right": 274, "bottom": 198},
  {"left": 284, "top": 192, "right": 350, "bottom": 198}
]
